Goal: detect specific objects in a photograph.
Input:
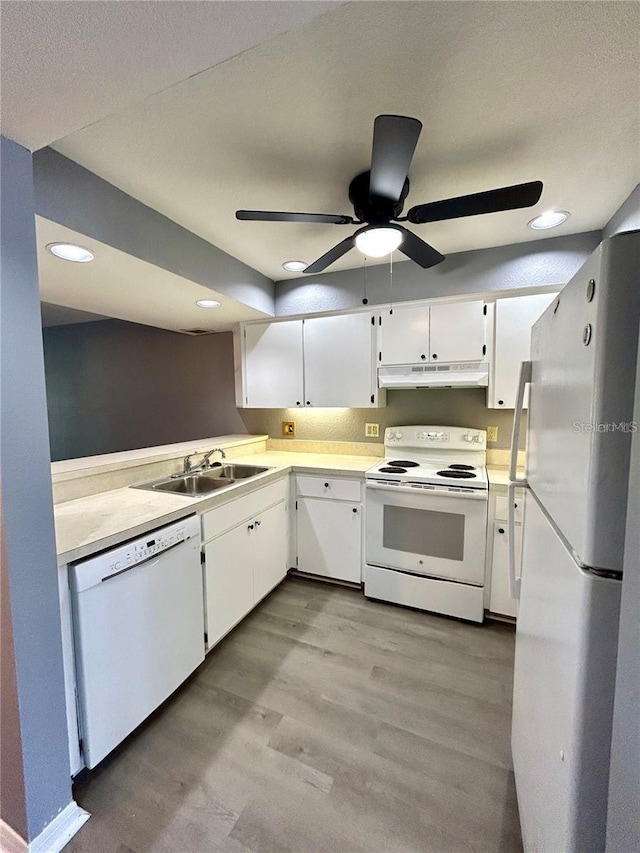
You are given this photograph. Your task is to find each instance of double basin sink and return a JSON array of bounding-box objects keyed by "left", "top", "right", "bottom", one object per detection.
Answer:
[{"left": 132, "top": 463, "right": 270, "bottom": 497}]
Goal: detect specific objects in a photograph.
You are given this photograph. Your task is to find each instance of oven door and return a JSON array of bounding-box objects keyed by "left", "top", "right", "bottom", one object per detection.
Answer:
[{"left": 365, "top": 481, "right": 488, "bottom": 584}]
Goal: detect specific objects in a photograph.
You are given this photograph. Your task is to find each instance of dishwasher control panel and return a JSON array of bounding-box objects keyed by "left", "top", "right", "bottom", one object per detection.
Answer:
[{"left": 71, "top": 515, "right": 200, "bottom": 591}]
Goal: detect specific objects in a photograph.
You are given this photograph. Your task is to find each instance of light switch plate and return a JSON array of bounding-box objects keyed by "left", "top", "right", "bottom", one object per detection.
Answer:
[
  {"left": 365, "top": 423, "right": 380, "bottom": 438},
  {"left": 282, "top": 421, "right": 295, "bottom": 437},
  {"left": 487, "top": 425, "right": 498, "bottom": 443}
]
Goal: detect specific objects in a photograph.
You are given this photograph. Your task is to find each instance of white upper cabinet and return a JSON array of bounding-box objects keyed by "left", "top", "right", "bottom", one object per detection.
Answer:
[
  {"left": 488, "top": 292, "right": 559, "bottom": 409},
  {"left": 378, "top": 304, "right": 431, "bottom": 365},
  {"left": 304, "top": 313, "right": 376, "bottom": 408},
  {"left": 379, "top": 300, "right": 486, "bottom": 365},
  {"left": 243, "top": 320, "right": 304, "bottom": 408},
  {"left": 429, "top": 301, "right": 486, "bottom": 363},
  {"left": 240, "top": 312, "right": 382, "bottom": 408}
]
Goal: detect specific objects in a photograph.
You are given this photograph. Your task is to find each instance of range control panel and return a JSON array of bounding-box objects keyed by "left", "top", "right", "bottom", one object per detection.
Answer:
[{"left": 384, "top": 426, "right": 486, "bottom": 449}]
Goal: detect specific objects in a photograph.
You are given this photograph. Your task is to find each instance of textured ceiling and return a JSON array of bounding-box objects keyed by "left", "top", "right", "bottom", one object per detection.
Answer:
[
  {"left": 0, "top": 0, "right": 340, "bottom": 150},
  {"left": 51, "top": 1, "right": 640, "bottom": 281},
  {"left": 36, "top": 218, "right": 268, "bottom": 333}
]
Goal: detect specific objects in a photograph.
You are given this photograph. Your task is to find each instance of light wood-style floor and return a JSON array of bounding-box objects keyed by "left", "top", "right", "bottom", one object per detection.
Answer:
[{"left": 68, "top": 576, "right": 522, "bottom": 853}]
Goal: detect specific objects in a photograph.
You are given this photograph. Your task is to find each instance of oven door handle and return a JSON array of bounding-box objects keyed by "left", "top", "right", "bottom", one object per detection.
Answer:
[{"left": 365, "top": 481, "right": 488, "bottom": 500}]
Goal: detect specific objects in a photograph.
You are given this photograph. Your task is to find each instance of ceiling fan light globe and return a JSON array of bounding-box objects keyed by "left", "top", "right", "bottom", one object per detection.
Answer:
[{"left": 355, "top": 227, "right": 403, "bottom": 258}]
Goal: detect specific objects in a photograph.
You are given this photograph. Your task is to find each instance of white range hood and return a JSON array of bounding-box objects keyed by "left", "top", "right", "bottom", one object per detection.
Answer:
[{"left": 378, "top": 362, "right": 489, "bottom": 390}]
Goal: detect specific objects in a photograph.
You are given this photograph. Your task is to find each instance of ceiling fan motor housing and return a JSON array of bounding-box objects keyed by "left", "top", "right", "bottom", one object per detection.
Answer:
[{"left": 348, "top": 171, "right": 409, "bottom": 224}]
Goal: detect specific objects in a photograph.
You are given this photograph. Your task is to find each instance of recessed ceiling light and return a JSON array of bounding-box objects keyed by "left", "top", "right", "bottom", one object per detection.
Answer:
[
  {"left": 282, "top": 260, "right": 308, "bottom": 272},
  {"left": 355, "top": 226, "right": 404, "bottom": 258},
  {"left": 47, "top": 243, "right": 94, "bottom": 262},
  {"left": 528, "top": 211, "right": 570, "bottom": 230},
  {"left": 196, "top": 299, "right": 221, "bottom": 309}
]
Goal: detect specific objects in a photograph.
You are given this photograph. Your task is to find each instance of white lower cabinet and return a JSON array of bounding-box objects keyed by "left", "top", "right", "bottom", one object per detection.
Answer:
[
  {"left": 202, "top": 479, "right": 289, "bottom": 649},
  {"left": 295, "top": 476, "right": 362, "bottom": 583},
  {"left": 253, "top": 501, "right": 289, "bottom": 603},
  {"left": 204, "top": 524, "right": 255, "bottom": 647}
]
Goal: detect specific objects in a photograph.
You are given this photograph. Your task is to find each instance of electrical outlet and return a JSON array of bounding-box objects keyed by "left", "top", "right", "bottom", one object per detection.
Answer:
[
  {"left": 282, "top": 421, "right": 295, "bottom": 437},
  {"left": 487, "top": 426, "right": 498, "bottom": 443},
  {"left": 365, "top": 423, "right": 380, "bottom": 438}
]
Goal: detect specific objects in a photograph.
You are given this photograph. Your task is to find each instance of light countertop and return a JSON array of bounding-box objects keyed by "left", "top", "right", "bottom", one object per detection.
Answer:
[{"left": 54, "top": 450, "right": 379, "bottom": 564}]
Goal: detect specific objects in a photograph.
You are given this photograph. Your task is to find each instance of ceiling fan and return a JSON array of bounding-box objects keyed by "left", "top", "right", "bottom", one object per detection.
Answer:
[{"left": 236, "top": 115, "right": 543, "bottom": 274}]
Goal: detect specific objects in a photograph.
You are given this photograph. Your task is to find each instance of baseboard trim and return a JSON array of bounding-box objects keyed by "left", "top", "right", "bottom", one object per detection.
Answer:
[
  {"left": 0, "top": 820, "right": 27, "bottom": 853},
  {"left": 28, "top": 801, "right": 89, "bottom": 853}
]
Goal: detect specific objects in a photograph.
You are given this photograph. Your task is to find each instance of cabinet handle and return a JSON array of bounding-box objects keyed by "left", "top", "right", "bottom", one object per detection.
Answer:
[
  {"left": 498, "top": 527, "right": 505, "bottom": 534},
  {"left": 514, "top": 503, "right": 518, "bottom": 508},
  {"left": 254, "top": 520, "right": 261, "bottom": 527},
  {"left": 352, "top": 507, "right": 358, "bottom": 513},
  {"left": 306, "top": 401, "right": 311, "bottom": 406},
  {"left": 248, "top": 523, "right": 254, "bottom": 530},
  {"left": 324, "top": 482, "right": 330, "bottom": 488},
  {"left": 296, "top": 401, "right": 301, "bottom": 407},
  {"left": 432, "top": 353, "right": 438, "bottom": 360},
  {"left": 498, "top": 400, "right": 504, "bottom": 406},
  {"left": 420, "top": 354, "right": 426, "bottom": 360}
]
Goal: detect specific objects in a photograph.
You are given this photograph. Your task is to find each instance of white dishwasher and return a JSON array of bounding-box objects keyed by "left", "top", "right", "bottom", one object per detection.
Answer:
[{"left": 70, "top": 515, "right": 204, "bottom": 769}]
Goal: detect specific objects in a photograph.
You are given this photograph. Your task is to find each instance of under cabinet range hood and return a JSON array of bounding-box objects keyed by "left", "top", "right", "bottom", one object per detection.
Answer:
[{"left": 378, "top": 362, "right": 489, "bottom": 389}]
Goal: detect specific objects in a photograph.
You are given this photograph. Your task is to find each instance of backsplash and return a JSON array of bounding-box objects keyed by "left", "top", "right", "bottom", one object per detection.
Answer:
[{"left": 239, "top": 388, "right": 525, "bottom": 450}]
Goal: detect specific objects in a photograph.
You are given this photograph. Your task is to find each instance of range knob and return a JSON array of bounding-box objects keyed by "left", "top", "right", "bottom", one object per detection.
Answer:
[
  {"left": 395, "top": 431, "right": 404, "bottom": 440},
  {"left": 463, "top": 433, "right": 474, "bottom": 443}
]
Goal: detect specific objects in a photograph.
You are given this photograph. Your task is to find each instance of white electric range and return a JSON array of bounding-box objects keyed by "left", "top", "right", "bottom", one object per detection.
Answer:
[{"left": 364, "top": 426, "right": 488, "bottom": 622}]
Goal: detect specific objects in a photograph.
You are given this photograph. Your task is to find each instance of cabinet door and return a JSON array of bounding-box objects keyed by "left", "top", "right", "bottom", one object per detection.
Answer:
[
  {"left": 490, "top": 293, "right": 559, "bottom": 409},
  {"left": 204, "top": 523, "right": 255, "bottom": 648},
  {"left": 244, "top": 320, "right": 304, "bottom": 408},
  {"left": 489, "top": 521, "right": 522, "bottom": 618},
  {"left": 297, "top": 498, "right": 362, "bottom": 583},
  {"left": 429, "top": 301, "right": 486, "bottom": 362},
  {"left": 378, "top": 304, "right": 431, "bottom": 365},
  {"left": 303, "top": 313, "right": 374, "bottom": 407},
  {"left": 253, "top": 500, "right": 289, "bottom": 603}
]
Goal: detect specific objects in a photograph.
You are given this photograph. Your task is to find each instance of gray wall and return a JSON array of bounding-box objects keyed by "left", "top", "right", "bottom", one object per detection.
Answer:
[
  {"left": 43, "top": 321, "right": 247, "bottom": 461},
  {"left": 603, "top": 182, "right": 640, "bottom": 239},
  {"left": 275, "top": 230, "right": 601, "bottom": 316},
  {"left": 0, "top": 136, "right": 72, "bottom": 841},
  {"left": 33, "top": 148, "right": 275, "bottom": 316},
  {"left": 239, "top": 389, "right": 524, "bottom": 450}
]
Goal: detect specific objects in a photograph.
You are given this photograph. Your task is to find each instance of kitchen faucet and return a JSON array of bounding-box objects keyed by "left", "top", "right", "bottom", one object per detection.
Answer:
[{"left": 174, "top": 447, "right": 226, "bottom": 477}]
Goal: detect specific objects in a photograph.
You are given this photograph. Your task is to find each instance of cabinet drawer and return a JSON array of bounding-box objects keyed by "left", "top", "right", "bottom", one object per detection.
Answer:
[
  {"left": 295, "top": 475, "right": 361, "bottom": 502},
  {"left": 202, "top": 477, "right": 288, "bottom": 541},
  {"left": 495, "top": 492, "right": 523, "bottom": 523}
]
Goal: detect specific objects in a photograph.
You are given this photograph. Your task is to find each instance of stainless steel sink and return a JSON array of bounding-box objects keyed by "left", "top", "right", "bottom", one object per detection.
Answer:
[
  {"left": 131, "top": 464, "right": 271, "bottom": 497},
  {"left": 209, "top": 463, "right": 270, "bottom": 479}
]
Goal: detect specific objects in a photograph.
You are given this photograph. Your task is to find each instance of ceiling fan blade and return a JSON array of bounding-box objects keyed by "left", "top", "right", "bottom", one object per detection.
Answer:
[
  {"left": 407, "top": 181, "right": 543, "bottom": 224},
  {"left": 369, "top": 115, "right": 422, "bottom": 203},
  {"left": 236, "top": 210, "right": 354, "bottom": 225},
  {"left": 396, "top": 226, "right": 445, "bottom": 269},
  {"left": 302, "top": 234, "right": 356, "bottom": 274}
]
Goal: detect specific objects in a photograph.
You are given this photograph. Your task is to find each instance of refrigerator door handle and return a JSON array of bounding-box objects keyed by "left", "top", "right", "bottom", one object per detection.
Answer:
[
  {"left": 509, "top": 360, "right": 532, "bottom": 485},
  {"left": 507, "top": 482, "right": 521, "bottom": 600}
]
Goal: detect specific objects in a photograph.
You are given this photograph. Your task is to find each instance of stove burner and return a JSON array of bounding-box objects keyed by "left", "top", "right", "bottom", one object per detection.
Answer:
[
  {"left": 387, "top": 460, "right": 420, "bottom": 467},
  {"left": 437, "top": 469, "right": 477, "bottom": 479},
  {"left": 379, "top": 466, "right": 407, "bottom": 474},
  {"left": 448, "top": 464, "right": 476, "bottom": 471}
]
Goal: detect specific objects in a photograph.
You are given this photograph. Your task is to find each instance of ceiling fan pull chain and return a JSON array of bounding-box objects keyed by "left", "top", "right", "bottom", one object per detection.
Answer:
[
  {"left": 389, "top": 252, "right": 394, "bottom": 315},
  {"left": 362, "top": 255, "right": 369, "bottom": 305}
]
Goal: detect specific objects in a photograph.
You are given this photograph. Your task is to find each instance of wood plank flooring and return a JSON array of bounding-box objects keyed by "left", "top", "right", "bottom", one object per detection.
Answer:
[{"left": 68, "top": 577, "right": 522, "bottom": 853}]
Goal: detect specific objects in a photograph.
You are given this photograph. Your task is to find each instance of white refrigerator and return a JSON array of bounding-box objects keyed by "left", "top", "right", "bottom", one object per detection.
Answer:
[{"left": 508, "top": 229, "right": 640, "bottom": 853}]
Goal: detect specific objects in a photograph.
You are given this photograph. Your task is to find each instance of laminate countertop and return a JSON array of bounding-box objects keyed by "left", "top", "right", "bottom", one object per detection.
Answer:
[
  {"left": 55, "top": 452, "right": 526, "bottom": 565},
  {"left": 54, "top": 451, "right": 379, "bottom": 565}
]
